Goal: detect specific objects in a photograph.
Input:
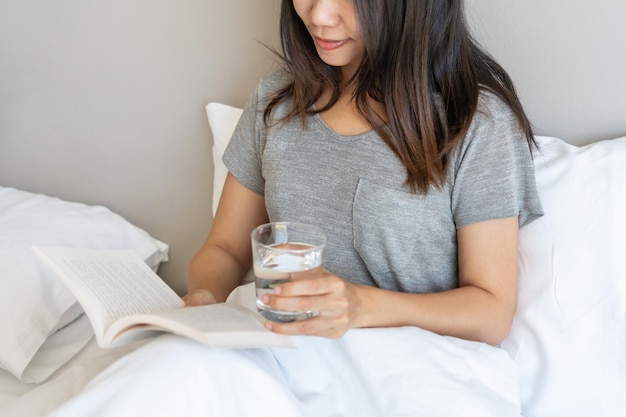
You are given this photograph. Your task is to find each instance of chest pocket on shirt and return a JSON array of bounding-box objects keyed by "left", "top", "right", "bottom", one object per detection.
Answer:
[{"left": 352, "top": 178, "right": 430, "bottom": 291}]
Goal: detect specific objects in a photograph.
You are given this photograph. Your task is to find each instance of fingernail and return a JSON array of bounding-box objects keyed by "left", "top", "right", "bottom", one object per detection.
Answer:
[
  {"left": 262, "top": 295, "right": 270, "bottom": 304},
  {"left": 265, "top": 321, "right": 273, "bottom": 330}
]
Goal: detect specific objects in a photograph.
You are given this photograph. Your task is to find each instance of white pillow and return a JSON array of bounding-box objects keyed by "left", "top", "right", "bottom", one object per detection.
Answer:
[
  {"left": 205, "top": 102, "right": 243, "bottom": 217},
  {"left": 0, "top": 186, "right": 169, "bottom": 383},
  {"left": 503, "top": 136, "right": 626, "bottom": 416}
]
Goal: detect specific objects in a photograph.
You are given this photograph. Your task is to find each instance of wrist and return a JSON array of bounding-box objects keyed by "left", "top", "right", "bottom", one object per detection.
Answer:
[{"left": 352, "top": 284, "right": 378, "bottom": 328}]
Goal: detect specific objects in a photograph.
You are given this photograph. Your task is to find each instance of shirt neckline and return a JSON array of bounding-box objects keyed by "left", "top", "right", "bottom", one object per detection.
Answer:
[{"left": 311, "top": 112, "right": 380, "bottom": 142}]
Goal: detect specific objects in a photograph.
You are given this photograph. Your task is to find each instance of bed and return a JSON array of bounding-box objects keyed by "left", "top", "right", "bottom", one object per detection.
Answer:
[{"left": 1, "top": 101, "right": 625, "bottom": 416}]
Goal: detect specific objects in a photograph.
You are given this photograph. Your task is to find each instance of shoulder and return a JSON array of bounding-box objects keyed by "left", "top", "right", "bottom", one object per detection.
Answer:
[
  {"left": 236, "top": 69, "right": 293, "bottom": 128},
  {"left": 460, "top": 90, "right": 526, "bottom": 150},
  {"left": 241, "top": 69, "right": 293, "bottom": 124},
  {"left": 450, "top": 90, "right": 532, "bottom": 174},
  {"left": 255, "top": 68, "right": 293, "bottom": 102},
  {"left": 472, "top": 89, "right": 518, "bottom": 127}
]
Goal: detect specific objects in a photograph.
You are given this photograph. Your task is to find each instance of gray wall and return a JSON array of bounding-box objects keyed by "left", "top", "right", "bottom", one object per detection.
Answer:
[
  {"left": 0, "top": 0, "right": 281, "bottom": 294},
  {"left": 1, "top": 0, "right": 624, "bottom": 293},
  {"left": 467, "top": 0, "right": 626, "bottom": 144}
]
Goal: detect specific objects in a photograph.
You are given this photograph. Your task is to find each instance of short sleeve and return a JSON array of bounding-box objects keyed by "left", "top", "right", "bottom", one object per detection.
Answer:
[
  {"left": 450, "top": 94, "right": 544, "bottom": 229},
  {"left": 222, "top": 87, "right": 266, "bottom": 196}
]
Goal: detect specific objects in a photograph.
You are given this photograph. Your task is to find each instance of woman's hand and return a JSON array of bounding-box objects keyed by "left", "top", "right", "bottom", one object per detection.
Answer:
[
  {"left": 262, "top": 269, "right": 366, "bottom": 338},
  {"left": 182, "top": 288, "right": 217, "bottom": 307}
]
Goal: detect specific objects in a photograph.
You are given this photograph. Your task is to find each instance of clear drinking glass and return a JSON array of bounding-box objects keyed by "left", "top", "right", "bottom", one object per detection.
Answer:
[{"left": 251, "top": 222, "right": 327, "bottom": 322}]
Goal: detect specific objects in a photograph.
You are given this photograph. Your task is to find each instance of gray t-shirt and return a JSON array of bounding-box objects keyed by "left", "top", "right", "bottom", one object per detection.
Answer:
[{"left": 223, "top": 71, "right": 543, "bottom": 293}]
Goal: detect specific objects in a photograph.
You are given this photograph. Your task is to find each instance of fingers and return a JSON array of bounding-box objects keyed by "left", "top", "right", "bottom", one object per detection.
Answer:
[
  {"left": 262, "top": 272, "right": 339, "bottom": 312},
  {"left": 272, "top": 270, "right": 338, "bottom": 296},
  {"left": 182, "top": 289, "right": 217, "bottom": 307},
  {"left": 265, "top": 315, "right": 350, "bottom": 339},
  {"left": 262, "top": 274, "right": 362, "bottom": 338},
  {"left": 262, "top": 291, "right": 346, "bottom": 317}
]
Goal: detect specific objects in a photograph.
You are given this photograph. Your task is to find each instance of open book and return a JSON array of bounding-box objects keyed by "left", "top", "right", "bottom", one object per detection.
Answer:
[{"left": 31, "top": 246, "right": 292, "bottom": 349}]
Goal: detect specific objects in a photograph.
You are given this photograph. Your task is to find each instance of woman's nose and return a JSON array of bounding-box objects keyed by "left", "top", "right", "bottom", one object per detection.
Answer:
[{"left": 309, "top": 0, "right": 341, "bottom": 27}]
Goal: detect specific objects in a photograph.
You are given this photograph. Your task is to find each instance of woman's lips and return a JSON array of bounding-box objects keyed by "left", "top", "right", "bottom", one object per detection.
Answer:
[{"left": 314, "top": 37, "right": 348, "bottom": 51}]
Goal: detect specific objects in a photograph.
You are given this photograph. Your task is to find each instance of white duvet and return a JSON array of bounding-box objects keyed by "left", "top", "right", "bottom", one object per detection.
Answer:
[{"left": 20, "top": 326, "right": 521, "bottom": 417}]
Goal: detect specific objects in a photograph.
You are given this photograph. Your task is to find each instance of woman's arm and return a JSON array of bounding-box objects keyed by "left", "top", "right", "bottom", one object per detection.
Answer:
[
  {"left": 185, "top": 173, "right": 268, "bottom": 304},
  {"left": 263, "top": 216, "right": 519, "bottom": 345}
]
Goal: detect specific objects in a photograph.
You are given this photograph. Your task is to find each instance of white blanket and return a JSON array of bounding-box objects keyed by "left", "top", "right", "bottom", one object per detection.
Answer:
[{"left": 40, "top": 327, "right": 522, "bottom": 417}]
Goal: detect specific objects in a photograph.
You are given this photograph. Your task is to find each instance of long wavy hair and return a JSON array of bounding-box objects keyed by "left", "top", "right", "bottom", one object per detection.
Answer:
[{"left": 264, "top": 0, "right": 535, "bottom": 193}]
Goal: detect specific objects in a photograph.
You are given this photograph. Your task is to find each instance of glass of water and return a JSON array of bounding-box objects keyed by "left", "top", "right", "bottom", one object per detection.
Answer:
[{"left": 251, "top": 222, "right": 327, "bottom": 322}]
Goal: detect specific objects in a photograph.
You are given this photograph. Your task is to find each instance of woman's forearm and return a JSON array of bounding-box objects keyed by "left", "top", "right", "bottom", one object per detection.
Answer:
[
  {"left": 356, "top": 284, "right": 515, "bottom": 345},
  {"left": 186, "top": 243, "right": 249, "bottom": 302}
]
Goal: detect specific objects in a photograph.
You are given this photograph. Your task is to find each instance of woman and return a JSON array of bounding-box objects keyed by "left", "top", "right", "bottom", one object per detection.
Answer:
[
  {"left": 186, "top": 0, "right": 542, "bottom": 346},
  {"left": 48, "top": 2, "right": 543, "bottom": 416}
]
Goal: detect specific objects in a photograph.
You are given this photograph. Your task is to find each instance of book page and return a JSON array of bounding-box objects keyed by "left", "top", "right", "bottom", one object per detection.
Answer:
[
  {"left": 32, "top": 247, "right": 182, "bottom": 327},
  {"left": 112, "top": 303, "right": 292, "bottom": 348},
  {"left": 153, "top": 304, "right": 267, "bottom": 332}
]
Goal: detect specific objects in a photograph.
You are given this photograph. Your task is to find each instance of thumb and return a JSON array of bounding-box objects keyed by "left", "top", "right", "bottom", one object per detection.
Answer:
[{"left": 183, "top": 289, "right": 217, "bottom": 307}]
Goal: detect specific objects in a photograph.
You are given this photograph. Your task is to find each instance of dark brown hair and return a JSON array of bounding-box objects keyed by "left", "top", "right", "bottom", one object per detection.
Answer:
[{"left": 265, "top": 0, "right": 535, "bottom": 193}]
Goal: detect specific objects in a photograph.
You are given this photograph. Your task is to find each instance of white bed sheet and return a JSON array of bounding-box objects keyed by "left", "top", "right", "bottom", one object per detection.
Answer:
[
  {"left": 1, "top": 281, "right": 523, "bottom": 417},
  {"left": 2, "top": 327, "right": 522, "bottom": 417},
  {"left": 0, "top": 337, "right": 150, "bottom": 417},
  {"left": 0, "top": 369, "right": 31, "bottom": 410}
]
